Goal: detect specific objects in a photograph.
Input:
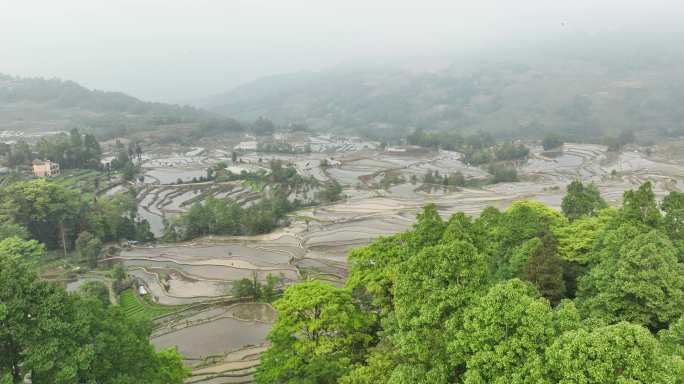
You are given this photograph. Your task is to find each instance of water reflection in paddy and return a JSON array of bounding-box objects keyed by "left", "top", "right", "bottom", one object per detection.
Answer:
[{"left": 152, "top": 317, "right": 272, "bottom": 358}]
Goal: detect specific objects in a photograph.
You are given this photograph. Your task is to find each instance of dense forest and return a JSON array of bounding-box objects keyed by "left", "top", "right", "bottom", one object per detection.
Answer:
[{"left": 255, "top": 181, "right": 684, "bottom": 383}]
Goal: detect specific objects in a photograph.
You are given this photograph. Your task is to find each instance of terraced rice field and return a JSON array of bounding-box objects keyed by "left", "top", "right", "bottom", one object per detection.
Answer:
[{"left": 117, "top": 141, "right": 684, "bottom": 382}]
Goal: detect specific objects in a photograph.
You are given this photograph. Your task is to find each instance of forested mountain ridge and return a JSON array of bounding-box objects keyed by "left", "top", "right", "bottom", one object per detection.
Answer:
[
  {"left": 0, "top": 73, "right": 196, "bottom": 114},
  {"left": 205, "top": 57, "right": 684, "bottom": 141},
  {"left": 0, "top": 73, "right": 243, "bottom": 141}
]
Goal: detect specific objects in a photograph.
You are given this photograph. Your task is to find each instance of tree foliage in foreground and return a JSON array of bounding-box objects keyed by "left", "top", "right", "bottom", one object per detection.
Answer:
[
  {"left": 257, "top": 181, "right": 684, "bottom": 383},
  {"left": 0, "top": 237, "right": 188, "bottom": 383},
  {"left": 256, "top": 281, "right": 374, "bottom": 384}
]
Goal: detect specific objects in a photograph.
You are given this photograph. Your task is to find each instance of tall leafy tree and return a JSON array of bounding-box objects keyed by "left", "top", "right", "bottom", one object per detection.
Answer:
[
  {"left": 555, "top": 208, "right": 617, "bottom": 264},
  {"left": 522, "top": 230, "right": 566, "bottom": 305},
  {"left": 392, "top": 240, "right": 489, "bottom": 383},
  {"left": 659, "top": 316, "right": 684, "bottom": 359},
  {"left": 83, "top": 133, "right": 102, "bottom": 167},
  {"left": 256, "top": 281, "right": 374, "bottom": 384},
  {"left": 561, "top": 180, "right": 607, "bottom": 221},
  {"left": 577, "top": 230, "right": 684, "bottom": 331},
  {"left": 77, "top": 281, "right": 110, "bottom": 306},
  {"left": 409, "top": 203, "right": 445, "bottom": 251},
  {"left": 0, "top": 238, "right": 44, "bottom": 382},
  {"left": 441, "top": 212, "right": 474, "bottom": 244},
  {"left": 490, "top": 200, "right": 566, "bottom": 280},
  {"left": 7, "top": 140, "right": 31, "bottom": 166},
  {"left": 339, "top": 339, "right": 395, "bottom": 384},
  {"left": 553, "top": 208, "right": 618, "bottom": 297},
  {"left": 541, "top": 133, "right": 563, "bottom": 150},
  {"left": 0, "top": 216, "right": 29, "bottom": 241},
  {"left": 621, "top": 181, "right": 661, "bottom": 227},
  {"left": 453, "top": 279, "right": 562, "bottom": 384},
  {"left": 347, "top": 233, "right": 410, "bottom": 314},
  {"left": 546, "top": 322, "right": 682, "bottom": 383}
]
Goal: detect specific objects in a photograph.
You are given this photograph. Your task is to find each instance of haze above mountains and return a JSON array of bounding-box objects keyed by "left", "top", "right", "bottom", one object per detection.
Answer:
[
  {"left": 1, "top": 0, "right": 680, "bottom": 100},
  {"left": 1, "top": 0, "right": 683, "bottom": 141}
]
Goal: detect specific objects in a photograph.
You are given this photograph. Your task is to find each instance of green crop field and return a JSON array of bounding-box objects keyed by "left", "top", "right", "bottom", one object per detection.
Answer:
[{"left": 119, "top": 288, "right": 178, "bottom": 321}]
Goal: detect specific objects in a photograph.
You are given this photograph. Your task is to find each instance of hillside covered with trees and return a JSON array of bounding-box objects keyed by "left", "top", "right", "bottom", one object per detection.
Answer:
[
  {"left": 205, "top": 46, "right": 684, "bottom": 143},
  {"left": 255, "top": 181, "right": 684, "bottom": 383},
  {"left": 0, "top": 73, "right": 244, "bottom": 142}
]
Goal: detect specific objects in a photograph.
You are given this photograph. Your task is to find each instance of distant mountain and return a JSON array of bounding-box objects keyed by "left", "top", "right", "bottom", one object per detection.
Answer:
[
  {"left": 0, "top": 74, "right": 241, "bottom": 141},
  {"left": 205, "top": 57, "right": 684, "bottom": 141}
]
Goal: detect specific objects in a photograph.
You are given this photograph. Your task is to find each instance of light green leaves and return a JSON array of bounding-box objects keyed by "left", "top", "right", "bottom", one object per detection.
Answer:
[
  {"left": 578, "top": 230, "right": 684, "bottom": 330},
  {"left": 454, "top": 280, "right": 558, "bottom": 384},
  {"left": 546, "top": 322, "right": 681, "bottom": 384},
  {"left": 257, "top": 281, "right": 374, "bottom": 384}
]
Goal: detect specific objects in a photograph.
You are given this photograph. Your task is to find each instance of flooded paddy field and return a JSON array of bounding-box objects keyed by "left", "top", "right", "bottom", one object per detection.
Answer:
[
  {"left": 167, "top": 316, "right": 268, "bottom": 354},
  {"left": 115, "top": 140, "right": 684, "bottom": 382},
  {"left": 151, "top": 302, "right": 276, "bottom": 370}
]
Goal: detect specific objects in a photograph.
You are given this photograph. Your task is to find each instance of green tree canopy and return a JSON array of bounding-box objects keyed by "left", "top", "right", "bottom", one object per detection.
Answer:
[
  {"left": 256, "top": 182, "right": 684, "bottom": 383},
  {"left": 0, "top": 179, "right": 79, "bottom": 249},
  {"left": 0, "top": 237, "right": 187, "bottom": 383},
  {"left": 521, "top": 231, "right": 566, "bottom": 305},
  {"left": 561, "top": 180, "right": 607, "bottom": 221},
  {"left": 621, "top": 181, "right": 661, "bottom": 227},
  {"left": 489, "top": 200, "right": 566, "bottom": 280},
  {"left": 392, "top": 240, "right": 489, "bottom": 383},
  {"left": 453, "top": 279, "right": 563, "bottom": 384},
  {"left": 659, "top": 316, "right": 684, "bottom": 359},
  {"left": 555, "top": 207, "right": 617, "bottom": 264},
  {"left": 546, "top": 322, "right": 682, "bottom": 383},
  {"left": 346, "top": 233, "right": 410, "bottom": 314},
  {"left": 78, "top": 280, "right": 110, "bottom": 307},
  {"left": 409, "top": 203, "right": 446, "bottom": 251},
  {"left": 256, "top": 281, "right": 374, "bottom": 384},
  {"left": 542, "top": 133, "right": 564, "bottom": 150},
  {"left": 577, "top": 230, "right": 684, "bottom": 331}
]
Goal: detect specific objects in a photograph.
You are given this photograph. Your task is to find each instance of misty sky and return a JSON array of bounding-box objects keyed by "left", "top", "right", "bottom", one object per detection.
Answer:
[{"left": 0, "top": 0, "right": 680, "bottom": 103}]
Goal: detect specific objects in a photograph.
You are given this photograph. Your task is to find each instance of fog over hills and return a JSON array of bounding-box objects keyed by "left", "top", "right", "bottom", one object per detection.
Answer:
[
  {"left": 2, "top": 0, "right": 681, "bottom": 102},
  {"left": 2, "top": 0, "right": 684, "bottom": 143},
  {"left": 203, "top": 33, "right": 684, "bottom": 141}
]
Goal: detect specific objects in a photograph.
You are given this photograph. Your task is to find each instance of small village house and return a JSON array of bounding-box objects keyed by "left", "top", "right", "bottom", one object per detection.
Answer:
[{"left": 32, "top": 159, "right": 60, "bottom": 177}]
